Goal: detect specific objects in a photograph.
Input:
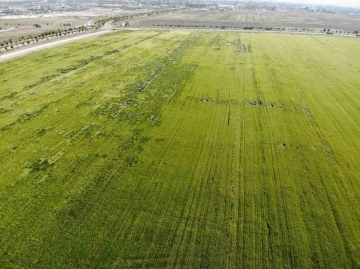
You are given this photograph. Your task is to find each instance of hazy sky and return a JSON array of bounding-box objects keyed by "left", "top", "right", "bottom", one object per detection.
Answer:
[{"left": 278, "top": 0, "right": 360, "bottom": 7}]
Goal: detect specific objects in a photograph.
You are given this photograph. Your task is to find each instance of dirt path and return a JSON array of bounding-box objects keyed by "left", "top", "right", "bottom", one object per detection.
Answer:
[{"left": 0, "top": 30, "right": 111, "bottom": 63}]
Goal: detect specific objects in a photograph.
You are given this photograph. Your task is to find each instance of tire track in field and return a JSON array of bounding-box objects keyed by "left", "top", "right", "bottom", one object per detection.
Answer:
[
  {"left": 239, "top": 65, "right": 247, "bottom": 268},
  {"left": 170, "top": 81, "right": 224, "bottom": 268},
  {"left": 91, "top": 80, "right": 189, "bottom": 266},
  {"left": 258, "top": 35, "right": 360, "bottom": 267},
  {"left": 310, "top": 35, "right": 360, "bottom": 71},
  {"left": 238, "top": 37, "right": 263, "bottom": 267},
  {"left": 222, "top": 43, "right": 243, "bottom": 268},
  {"left": 169, "top": 129, "right": 212, "bottom": 268},
  {"left": 261, "top": 37, "right": 336, "bottom": 267},
  {"left": 142, "top": 106, "right": 201, "bottom": 256},
  {"left": 284, "top": 35, "right": 360, "bottom": 117},
  {"left": 273, "top": 35, "right": 360, "bottom": 151},
  {"left": 162, "top": 42, "right": 216, "bottom": 267},
  {"left": 247, "top": 48, "right": 299, "bottom": 267},
  {"left": 251, "top": 67, "right": 275, "bottom": 268},
  {"left": 198, "top": 67, "right": 237, "bottom": 268},
  {"left": 305, "top": 113, "right": 360, "bottom": 268},
  {"left": 167, "top": 39, "right": 238, "bottom": 266},
  {"left": 86, "top": 35, "right": 202, "bottom": 266},
  {"left": 284, "top": 36, "right": 355, "bottom": 267},
  {"left": 0, "top": 31, "right": 197, "bottom": 266},
  {"left": 258, "top": 38, "right": 306, "bottom": 268},
  {"left": 275, "top": 36, "right": 360, "bottom": 203}
]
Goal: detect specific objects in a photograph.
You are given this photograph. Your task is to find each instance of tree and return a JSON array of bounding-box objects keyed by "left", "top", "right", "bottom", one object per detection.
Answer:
[{"left": 355, "top": 30, "right": 359, "bottom": 34}]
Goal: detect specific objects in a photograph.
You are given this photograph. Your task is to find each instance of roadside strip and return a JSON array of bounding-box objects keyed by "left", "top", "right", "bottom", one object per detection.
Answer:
[{"left": 0, "top": 30, "right": 111, "bottom": 63}]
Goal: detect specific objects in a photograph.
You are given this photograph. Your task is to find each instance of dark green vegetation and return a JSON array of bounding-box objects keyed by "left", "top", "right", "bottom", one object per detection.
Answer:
[{"left": 0, "top": 30, "right": 360, "bottom": 268}]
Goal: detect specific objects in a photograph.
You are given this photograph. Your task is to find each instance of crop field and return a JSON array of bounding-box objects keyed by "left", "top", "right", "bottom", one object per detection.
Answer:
[
  {"left": 0, "top": 30, "right": 360, "bottom": 268},
  {"left": 131, "top": 10, "right": 360, "bottom": 33}
]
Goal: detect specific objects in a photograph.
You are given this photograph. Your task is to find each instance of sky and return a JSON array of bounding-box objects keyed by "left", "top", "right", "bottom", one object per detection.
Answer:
[{"left": 278, "top": 0, "right": 360, "bottom": 7}]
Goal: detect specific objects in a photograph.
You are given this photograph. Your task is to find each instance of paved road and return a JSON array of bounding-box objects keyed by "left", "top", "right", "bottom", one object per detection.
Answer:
[{"left": 0, "top": 30, "right": 111, "bottom": 63}]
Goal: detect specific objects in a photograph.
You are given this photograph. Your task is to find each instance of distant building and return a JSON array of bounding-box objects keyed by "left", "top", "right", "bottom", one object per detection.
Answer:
[
  {"left": 217, "top": 5, "right": 234, "bottom": 11},
  {"left": 62, "top": 23, "right": 72, "bottom": 27}
]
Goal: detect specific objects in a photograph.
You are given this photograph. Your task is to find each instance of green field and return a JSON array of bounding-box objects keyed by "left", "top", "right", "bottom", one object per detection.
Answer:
[{"left": 0, "top": 30, "right": 360, "bottom": 268}]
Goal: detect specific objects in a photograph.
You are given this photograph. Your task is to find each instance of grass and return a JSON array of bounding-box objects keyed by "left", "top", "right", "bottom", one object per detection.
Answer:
[{"left": 0, "top": 30, "right": 360, "bottom": 268}]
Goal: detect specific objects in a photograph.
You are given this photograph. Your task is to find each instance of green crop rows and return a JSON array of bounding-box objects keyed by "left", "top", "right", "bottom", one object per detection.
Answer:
[{"left": 0, "top": 30, "right": 360, "bottom": 268}]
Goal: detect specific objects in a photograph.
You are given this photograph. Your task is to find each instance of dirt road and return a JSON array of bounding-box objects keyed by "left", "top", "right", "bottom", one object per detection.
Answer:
[{"left": 0, "top": 30, "right": 111, "bottom": 63}]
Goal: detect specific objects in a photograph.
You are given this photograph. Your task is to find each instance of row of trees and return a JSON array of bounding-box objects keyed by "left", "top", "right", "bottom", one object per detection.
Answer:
[
  {"left": 322, "top": 28, "right": 359, "bottom": 34},
  {"left": 148, "top": 24, "right": 358, "bottom": 34},
  {"left": 0, "top": 8, "right": 160, "bottom": 50},
  {"left": 0, "top": 8, "right": 173, "bottom": 48},
  {"left": 0, "top": 26, "right": 91, "bottom": 50}
]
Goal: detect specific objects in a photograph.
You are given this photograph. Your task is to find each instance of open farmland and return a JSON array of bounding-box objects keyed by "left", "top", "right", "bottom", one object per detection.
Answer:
[
  {"left": 131, "top": 10, "right": 360, "bottom": 33},
  {"left": 0, "top": 16, "right": 89, "bottom": 42},
  {"left": 0, "top": 30, "right": 360, "bottom": 268}
]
